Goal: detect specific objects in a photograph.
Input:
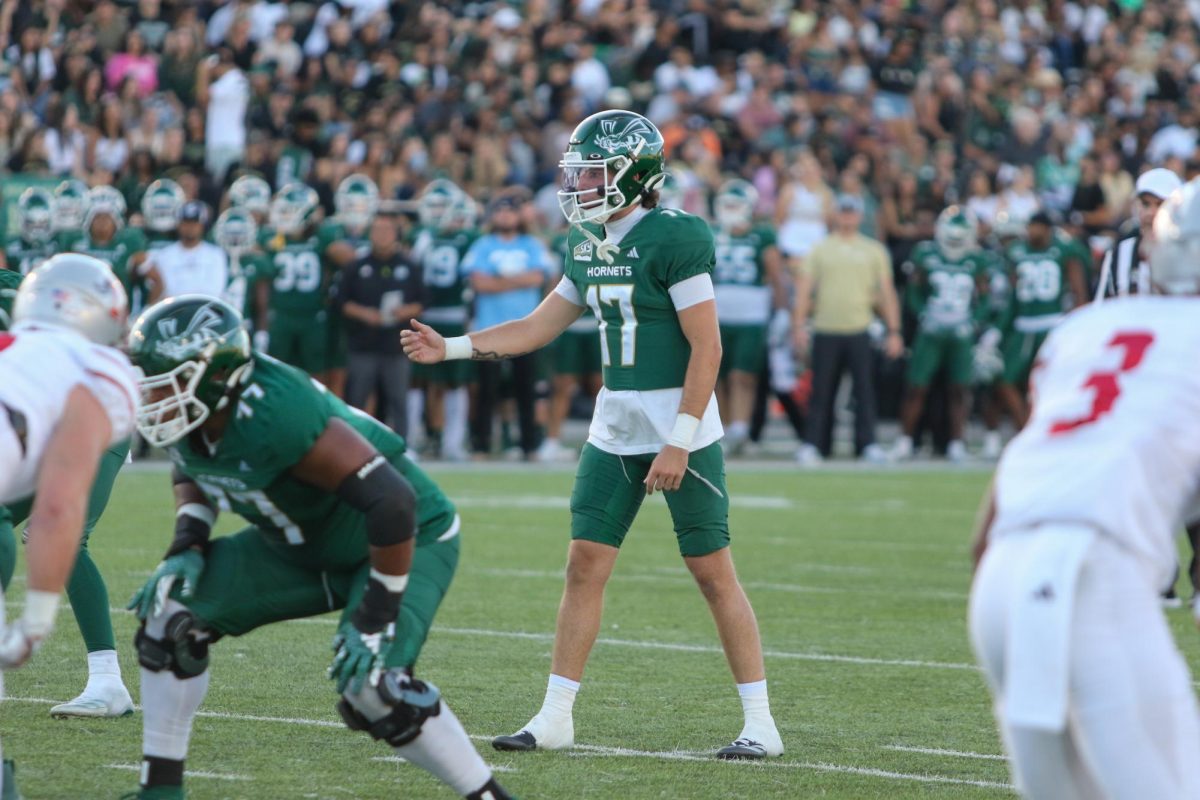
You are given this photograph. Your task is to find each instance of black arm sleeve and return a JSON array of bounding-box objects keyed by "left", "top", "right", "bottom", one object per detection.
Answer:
[{"left": 335, "top": 455, "right": 416, "bottom": 547}]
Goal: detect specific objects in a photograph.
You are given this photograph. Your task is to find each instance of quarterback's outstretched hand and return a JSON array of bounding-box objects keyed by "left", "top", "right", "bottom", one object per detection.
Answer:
[
  {"left": 330, "top": 620, "right": 395, "bottom": 694},
  {"left": 401, "top": 320, "right": 447, "bottom": 364},
  {"left": 128, "top": 550, "right": 205, "bottom": 621},
  {"left": 645, "top": 444, "right": 688, "bottom": 494}
]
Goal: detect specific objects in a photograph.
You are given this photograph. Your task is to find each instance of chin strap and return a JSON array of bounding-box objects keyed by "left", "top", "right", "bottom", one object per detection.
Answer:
[{"left": 577, "top": 223, "right": 620, "bottom": 264}]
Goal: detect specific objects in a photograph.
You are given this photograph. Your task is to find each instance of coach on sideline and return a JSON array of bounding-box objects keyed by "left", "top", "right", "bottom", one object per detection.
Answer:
[{"left": 1094, "top": 167, "right": 1181, "bottom": 300}]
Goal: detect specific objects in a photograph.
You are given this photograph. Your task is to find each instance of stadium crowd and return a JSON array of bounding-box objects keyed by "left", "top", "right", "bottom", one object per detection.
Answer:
[{"left": 0, "top": 0, "right": 1193, "bottom": 461}]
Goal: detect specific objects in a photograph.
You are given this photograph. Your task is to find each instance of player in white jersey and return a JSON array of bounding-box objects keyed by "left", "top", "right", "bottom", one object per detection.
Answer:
[
  {"left": 0, "top": 254, "right": 136, "bottom": 799},
  {"left": 968, "top": 179, "right": 1200, "bottom": 800}
]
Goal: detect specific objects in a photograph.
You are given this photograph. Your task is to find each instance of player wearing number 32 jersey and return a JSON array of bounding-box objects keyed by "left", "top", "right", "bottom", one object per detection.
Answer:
[
  {"left": 969, "top": 179, "right": 1200, "bottom": 800},
  {"left": 402, "top": 110, "right": 782, "bottom": 759}
]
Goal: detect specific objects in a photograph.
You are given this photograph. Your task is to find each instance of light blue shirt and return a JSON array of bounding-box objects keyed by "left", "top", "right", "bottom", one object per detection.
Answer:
[{"left": 462, "top": 233, "right": 556, "bottom": 330}]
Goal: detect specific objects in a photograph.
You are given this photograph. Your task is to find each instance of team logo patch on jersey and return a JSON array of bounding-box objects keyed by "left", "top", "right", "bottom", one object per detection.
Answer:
[
  {"left": 595, "top": 118, "right": 653, "bottom": 155},
  {"left": 574, "top": 241, "right": 594, "bottom": 262}
]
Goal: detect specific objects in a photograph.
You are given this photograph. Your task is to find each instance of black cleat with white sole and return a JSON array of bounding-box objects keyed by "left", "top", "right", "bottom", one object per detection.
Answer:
[
  {"left": 492, "top": 730, "right": 538, "bottom": 752},
  {"left": 716, "top": 738, "right": 769, "bottom": 760}
]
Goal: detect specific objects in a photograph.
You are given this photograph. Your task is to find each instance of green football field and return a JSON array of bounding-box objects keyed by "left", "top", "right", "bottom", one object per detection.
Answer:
[{"left": 5, "top": 464, "right": 1200, "bottom": 799}]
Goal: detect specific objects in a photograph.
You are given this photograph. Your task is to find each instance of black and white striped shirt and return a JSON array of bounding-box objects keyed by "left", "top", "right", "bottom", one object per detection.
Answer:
[{"left": 1094, "top": 232, "right": 1150, "bottom": 301}]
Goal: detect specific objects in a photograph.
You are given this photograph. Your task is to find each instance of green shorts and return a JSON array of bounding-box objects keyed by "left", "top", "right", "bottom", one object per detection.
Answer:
[
  {"left": 554, "top": 328, "right": 602, "bottom": 377},
  {"left": 412, "top": 322, "right": 475, "bottom": 386},
  {"left": 907, "top": 330, "right": 974, "bottom": 388},
  {"left": 1002, "top": 330, "right": 1049, "bottom": 387},
  {"left": 0, "top": 440, "right": 129, "bottom": 589},
  {"left": 269, "top": 312, "right": 328, "bottom": 375},
  {"left": 325, "top": 314, "right": 348, "bottom": 372},
  {"left": 570, "top": 441, "right": 730, "bottom": 557},
  {"left": 181, "top": 525, "right": 460, "bottom": 671},
  {"left": 719, "top": 324, "right": 767, "bottom": 376}
]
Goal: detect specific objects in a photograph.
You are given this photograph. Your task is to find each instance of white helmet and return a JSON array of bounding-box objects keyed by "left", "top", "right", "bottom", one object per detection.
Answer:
[
  {"left": 334, "top": 174, "right": 380, "bottom": 229},
  {"left": 714, "top": 179, "right": 758, "bottom": 230},
  {"left": 12, "top": 253, "right": 128, "bottom": 345},
  {"left": 1149, "top": 178, "right": 1200, "bottom": 296},
  {"left": 87, "top": 185, "right": 127, "bottom": 219},
  {"left": 53, "top": 179, "right": 89, "bottom": 232},
  {"left": 141, "top": 179, "right": 186, "bottom": 233},
  {"left": 213, "top": 206, "right": 258, "bottom": 253},
  {"left": 934, "top": 206, "right": 979, "bottom": 261}
]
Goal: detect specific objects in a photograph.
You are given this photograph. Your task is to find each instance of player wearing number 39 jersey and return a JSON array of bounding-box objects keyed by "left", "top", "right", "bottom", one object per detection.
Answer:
[
  {"left": 121, "top": 296, "right": 511, "bottom": 800},
  {"left": 969, "top": 179, "right": 1200, "bottom": 800},
  {"left": 402, "top": 110, "right": 782, "bottom": 760}
]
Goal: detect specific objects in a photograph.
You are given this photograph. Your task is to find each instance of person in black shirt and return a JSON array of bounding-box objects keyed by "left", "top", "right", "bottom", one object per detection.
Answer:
[{"left": 334, "top": 215, "right": 426, "bottom": 435}]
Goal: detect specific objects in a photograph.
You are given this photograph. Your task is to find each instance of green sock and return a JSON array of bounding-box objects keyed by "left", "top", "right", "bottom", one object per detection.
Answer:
[
  {"left": 68, "top": 546, "right": 117, "bottom": 653},
  {"left": 0, "top": 507, "right": 15, "bottom": 592}
]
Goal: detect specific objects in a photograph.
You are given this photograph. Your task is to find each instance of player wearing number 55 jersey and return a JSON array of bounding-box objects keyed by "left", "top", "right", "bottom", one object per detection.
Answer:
[
  {"left": 403, "top": 110, "right": 782, "bottom": 759},
  {"left": 122, "top": 296, "right": 510, "bottom": 800},
  {"left": 969, "top": 180, "right": 1200, "bottom": 800}
]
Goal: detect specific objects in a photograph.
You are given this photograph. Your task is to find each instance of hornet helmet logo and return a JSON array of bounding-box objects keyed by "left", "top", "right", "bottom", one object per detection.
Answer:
[
  {"left": 594, "top": 118, "right": 653, "bottom": 155},
  {"left": 156, "top": 303, "right": 223, "bottom": 358}
]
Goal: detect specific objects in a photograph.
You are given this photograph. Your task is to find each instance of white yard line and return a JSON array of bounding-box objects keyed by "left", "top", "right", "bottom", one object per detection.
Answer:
[
  {"left": 371, "top": 756, "right": 518, "bottom": 774},
  {"left": 884, "top": 744, "right": 1008, "bottom": 761},
  {"left": 104, "top": 764, "right": 252, "bottom": 781}
]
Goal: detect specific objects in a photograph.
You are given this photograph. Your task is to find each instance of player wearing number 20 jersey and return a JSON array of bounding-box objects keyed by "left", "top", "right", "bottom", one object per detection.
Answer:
[{"left": 970, "top": 180, "right": 1200, "bottom": 800}]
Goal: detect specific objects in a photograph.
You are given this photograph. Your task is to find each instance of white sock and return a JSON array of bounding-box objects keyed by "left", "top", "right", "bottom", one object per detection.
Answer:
[
  {"left": 443, "top": 388, "right": 468, "bottom": 454},
  {"left": 737, "top": 680, "right": 773, "bottom": 728},
  {"left": 406, "top": 389, "right": 425, "bottom": 447},
  {"left": 394, "top": 701, "right": 492, "bottom": 795},
  {"left": 541, "top": 436, "right": 560, "bottom": 450},
  {"left": 141, "top": 667, "right": 210, "bottom": 760},
  {"left": 538, "top": 674, "right": 579, "bottom": 720},
  {"left": 87, "top": 649, "right": 121, "bottom": 679},
  {"left": 728, "top": 421, "right": 749, "bottom": 441}
]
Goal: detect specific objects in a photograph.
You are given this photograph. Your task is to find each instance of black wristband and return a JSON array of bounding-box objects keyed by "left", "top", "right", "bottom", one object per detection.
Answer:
[
  {"left": 351, "top": 577, "right": 403, "bottom": 634},
  {"left": 165, "top": 506, "right": 213, "bottom": 558}
]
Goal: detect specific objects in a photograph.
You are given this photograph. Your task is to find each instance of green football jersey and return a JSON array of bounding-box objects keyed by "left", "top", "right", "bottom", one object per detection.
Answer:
[
  {"left": 275, "top": 145, "right": 314, "bottom": 188},
  {"left": 905, "top": 240, "right": 987, "bottom": 333},
  {"left": 411, "top": 227, "right": 477, "bottom": 319},
  {"left": 165, "top": 354, "right": 456, "bottom": 549},
  {"left": 551, "top": 231, "right": 593, "bottom": 334},
  {"left": 0, "top": 267, "right": 22, "bottom": 329},
  {"left": 979, "top": 249, "right": 1012, "bottom": 324},
  {"left": 2, "top": 235, "right": 56, "bottom": 275},
  {"left": 1005, "top": 239, "right": 1073, "bottom": 327},
  {"left": 260, "top": 227, "right": 333, "bottom": 317},
  {"left": 562, "top": 207, "right": 714, "bottom": 391},
  {"left": 712, "top": 225, "right": 775, "bottom": 326},
  {"left": 56, "top": 228, "right": 146, "bottom": 292},
  {"left": 319, "top": 221, "right": 370, "bottom": 262}
]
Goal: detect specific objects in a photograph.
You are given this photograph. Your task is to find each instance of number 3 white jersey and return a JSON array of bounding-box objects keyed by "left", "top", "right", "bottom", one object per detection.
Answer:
[
  {"left": 993, "top": 296, "right": 1200, "bottom": 585},
  {"left": 0, "top": 324, "right": 139, "bottom": 504}
]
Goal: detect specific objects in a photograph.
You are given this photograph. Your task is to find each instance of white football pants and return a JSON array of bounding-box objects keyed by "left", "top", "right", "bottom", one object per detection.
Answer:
[{"left": 970, "top": 526, "right": 1200, "bottom": 800}]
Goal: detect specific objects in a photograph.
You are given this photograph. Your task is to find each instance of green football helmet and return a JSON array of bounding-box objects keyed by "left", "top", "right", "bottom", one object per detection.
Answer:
[
  {"left": 334, "top": 174, "right": 380, "bottom": 229},
  {"left": 53, "top": 179, "right": 89, "bottom": 232},
  {"left": 87, "top": 185, "right": 127, "bottom": 218},
  {"left": 934, "top": 205, "right": 979, "bottom": 261},
  {"left": 17, "top": 187, "right": 54, "bottom": 244},
  {"left": 129, "top": 295, "right": 254, "bottom": 447},
  {"left": 228, "top": 174, "right": 272, "bottom": 215},
  {"left": 714, "top": 179, "right": 759, "bottom": 230},
  {"left": 269, "top": 182, "right": 320, "bottom": 235},
  {"left": 418, "top": 179, "right": 462, "bottom": 230},
  {"left": 447, "top": 193, "right": 478, "bottom": 229},
  {"left": 213, "top": 206, "right": 258, "bottom": 253},
  {"left": 558, "top": 109, "right": 666, "bottom": 225},
  {"left": 142, "top": 178, "right": 186, "bottom": 233}
]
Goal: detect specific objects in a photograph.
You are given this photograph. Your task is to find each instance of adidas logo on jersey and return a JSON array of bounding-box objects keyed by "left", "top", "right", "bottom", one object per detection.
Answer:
[
  {"left": 573, "top": 241, "right": 593, "bottom": 262},
  {"left": 627, "top": 247, "right": 639, "bottom": 259}
]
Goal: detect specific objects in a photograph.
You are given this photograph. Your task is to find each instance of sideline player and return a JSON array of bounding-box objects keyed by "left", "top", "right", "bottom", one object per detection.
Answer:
[
  {"left": 123, "top": 296, "right": 510, "bottom": 800},
  {"left": 403, "top": 110, "right": 783, "bottom": 759},
  {"left": 0, "top": 254, "right": 138, "bottom": 797},
  {"left": 969, "top": 180, "right": 1200, "bottom": 799}
]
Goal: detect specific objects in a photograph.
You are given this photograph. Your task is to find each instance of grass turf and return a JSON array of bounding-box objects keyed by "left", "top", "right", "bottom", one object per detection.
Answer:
[{"left": 4, "top": 465, "right": 1198, "bottom": 799}]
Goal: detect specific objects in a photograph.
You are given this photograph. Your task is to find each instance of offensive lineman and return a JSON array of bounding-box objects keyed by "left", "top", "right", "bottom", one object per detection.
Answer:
[
  {"left": 123, "top": 296, "right": 510, "bottom": 799},
  {"left": 0, "top": 254, "right": 139, "bottom": 798},
  {"left": 969, "top": 179, "right": 1200, "bottom": 798},
  {"left": 403, "top": 110, "right": 783, "bottom": 759}
]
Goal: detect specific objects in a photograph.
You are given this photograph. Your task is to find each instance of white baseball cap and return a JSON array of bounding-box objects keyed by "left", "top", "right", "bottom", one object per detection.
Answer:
[{"left": 1135, "top": 167, "right": 1183, "bottom": 200}]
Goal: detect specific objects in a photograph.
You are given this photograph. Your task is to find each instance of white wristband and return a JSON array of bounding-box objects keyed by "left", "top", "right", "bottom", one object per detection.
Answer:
[
  {"left": 178, "top": 503, "right": 216, "bottom": 527},
  {"left": 444, "top": 335, "right": 473, "bottom": 361},
  {"left": 370, "top": 568, "right": 410, "bottom": 594},
  {"left": 666, "top": 413, "right": 701, "bottom": 450},
  {"left": 22, "top": 589, "right": 60, "bottom": 638}
]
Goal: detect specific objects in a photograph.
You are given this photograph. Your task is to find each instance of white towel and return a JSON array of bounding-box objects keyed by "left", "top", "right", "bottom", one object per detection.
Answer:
[{"left": 1003, "top": 524, "right": 1097, "bottom": 731}]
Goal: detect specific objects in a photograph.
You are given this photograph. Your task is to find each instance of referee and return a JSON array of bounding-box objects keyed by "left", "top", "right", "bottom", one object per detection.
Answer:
[{"left": 1094, "top": 168, "right": 1181, "bottom": 300}]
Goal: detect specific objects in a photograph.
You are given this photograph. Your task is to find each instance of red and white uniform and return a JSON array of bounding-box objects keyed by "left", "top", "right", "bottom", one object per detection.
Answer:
[
  {"left": 971, "top": 296, "right": 1200, "bottom": 800},
  {"left": 0, "top": 323, "right": 139, "bottom": 504}
]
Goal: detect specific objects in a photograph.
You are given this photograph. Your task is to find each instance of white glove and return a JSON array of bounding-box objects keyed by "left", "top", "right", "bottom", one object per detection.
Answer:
[
  {"left": 973, "top": 337, "right": 1004, "bottom": 383},
  {"left": 253, "top": 330, "right": 270, "bottom": 353},
  {"left": 979, "top": 327, "right": 1002, "bottom": 351},
  {"left": 0, "top": 618, "right": 44, "bottom": 670},
  {"left": 768, "top": 309, "right": 791, "bottom": 348}
]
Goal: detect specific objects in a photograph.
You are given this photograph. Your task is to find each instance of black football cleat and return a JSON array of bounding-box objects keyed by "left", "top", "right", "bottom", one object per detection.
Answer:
[
  {"left": 716, "top": 738, "right": 769, "bottom": 760},
  {"left": 491, "top": 730, "right": 538, "bottom": 752}
]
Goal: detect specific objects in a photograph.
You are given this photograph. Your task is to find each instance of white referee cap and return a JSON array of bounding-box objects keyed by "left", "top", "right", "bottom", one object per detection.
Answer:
[{"left": 1135, "top": 168, "right": 1183, "bottom": 200}]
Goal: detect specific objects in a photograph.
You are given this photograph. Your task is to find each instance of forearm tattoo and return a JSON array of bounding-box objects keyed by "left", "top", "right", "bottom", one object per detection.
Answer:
[{"left": 471, "top": 347, "right": 531, "bottom": 361}]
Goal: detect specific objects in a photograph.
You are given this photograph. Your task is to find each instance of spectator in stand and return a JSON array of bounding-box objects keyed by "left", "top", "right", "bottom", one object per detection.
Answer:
[
  {"left": 775, "top": 150, "right": 833, "bottom": 269},
  {"left": 105, "top": 29, "right": 157, "bottom": 97},
  {"left": 793, "top": 195, "right": 903, "bottom": 464}
]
